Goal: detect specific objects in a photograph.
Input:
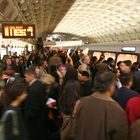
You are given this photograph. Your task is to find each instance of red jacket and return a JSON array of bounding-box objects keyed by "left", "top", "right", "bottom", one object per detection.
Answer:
[{"left": 126, "top": 95, "right": 140, "bottom": 125}]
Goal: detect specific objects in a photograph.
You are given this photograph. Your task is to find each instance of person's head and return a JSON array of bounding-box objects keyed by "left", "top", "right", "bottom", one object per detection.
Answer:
[
  {"left": 59, "top": 81, "right": 81, "bottom": 115},
  {"left": 91, "top": 56, "right": 97, "bottom": 64},
  {"left": 100, "top": 54, "right": 105, "bottom": 59},
  {"left": 81, "top": 55, "right": 90, "bottom": 65},
  {"left": 119, "top": 73, "right": 133, "bottom": 88},
  {"left": 119, "top": 60, "right": 132, "bottom": 73},
  {"left": 43, "top": 60, "right": 48, "bottom": 68},
  {"left": 94, "top": 72, "right": 116, "bottom": 96},
  {"left": 24, "top": 69, "right": 37, "bottom": 83},
  {"left": 2, "top": 69, "right": 15, "bottom": 80},
  {"left": 131, "top": 62, "right": 139, "bottom": 72},
  {"left": 80, "top": 71, "right": 90, "bottom": 82},
  {"left": 107, "top": 57, "right": 115, "bottom": 68},
  {"left": 113, "top": 68, "right": 121, "bottom": 79},
  {"left": 96, "top": 63, "right": 109, "bottom": 73},
  {"left": 57, "top": 64, "right": 67, "bottom": 77},
  {"left": 4, "top": 83, "right": 27, "bottom": 106},
  {"left": 6, "top": 58, "right": 12, "bottom": 65},
  {"left": 78, "top": 65, "right": 87, "bottom": 74},
  {"left": 15, "top": 57, "right": 20, "bottom": 64},
  {"left": 40, "top": 74, "right": 55, "bottom": 85},
  {"left": 63, "top": 68, "right": 78, "bottom": 85},
  {"left": 39, "top": 60, "right": 48, "bottom": 69},
  {"left": 117, "top": 61, "right": 122, "bottom": 68}
]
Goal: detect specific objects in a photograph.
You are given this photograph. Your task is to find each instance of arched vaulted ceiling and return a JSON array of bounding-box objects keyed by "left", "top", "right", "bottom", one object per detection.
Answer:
[
  {"left": 54, "top": 0, "right": 140, "bottom": 43},
  {"left": 0, "top": 0, "right": 140, "bottom": 43},
  {"left": 0, "top": 0, "right": 75, "bottom": 39}
]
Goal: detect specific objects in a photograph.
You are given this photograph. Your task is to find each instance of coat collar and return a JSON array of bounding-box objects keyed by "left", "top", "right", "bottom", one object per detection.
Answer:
[{"left": 92, "top": 92, "right": 115, "bottom": 102}]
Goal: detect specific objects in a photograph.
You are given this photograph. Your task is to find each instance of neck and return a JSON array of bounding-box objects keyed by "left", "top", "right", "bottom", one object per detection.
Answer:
[
  {"left": 96, "top": 91, "right": 112, "bottom": 97},
  {"left": 122, "top": 85, "right": 130, "bottom": 89},
  {"left": 104, "top": 91, "right": 112, "bottom": 97},
  {"left": 10, "top": 100, "right": 20, "bottom": 108}
]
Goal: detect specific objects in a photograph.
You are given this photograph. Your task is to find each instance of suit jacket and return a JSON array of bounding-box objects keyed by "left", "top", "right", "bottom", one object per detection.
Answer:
[{"left": 24, "top": 80, "right": 47, "bottom": 140}]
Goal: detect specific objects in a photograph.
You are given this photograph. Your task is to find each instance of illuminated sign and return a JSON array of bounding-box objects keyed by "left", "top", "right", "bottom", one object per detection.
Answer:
[{"left": 2, "top": 24, "right": 35, "bottom": 38}]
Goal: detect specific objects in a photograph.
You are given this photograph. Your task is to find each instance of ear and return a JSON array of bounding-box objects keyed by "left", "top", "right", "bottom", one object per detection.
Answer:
[
  {"left": 109, "top": 84, "right": 116, "bottom": 95},
  {"left": 128, "top": 80, "right": 133, "bottom": 87}
]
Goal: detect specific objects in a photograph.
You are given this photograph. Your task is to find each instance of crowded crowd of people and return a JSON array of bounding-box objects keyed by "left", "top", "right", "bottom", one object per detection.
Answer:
[{"left": 0, "top": 48, "right": 140, "bottom": 140}]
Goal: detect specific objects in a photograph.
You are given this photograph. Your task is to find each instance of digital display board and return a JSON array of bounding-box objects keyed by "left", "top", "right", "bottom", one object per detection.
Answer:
[{"left": 2, "top": 24, "right": 35, "bottom": 38}]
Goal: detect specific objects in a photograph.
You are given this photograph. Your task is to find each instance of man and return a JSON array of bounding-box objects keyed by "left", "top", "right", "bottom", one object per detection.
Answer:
[
  {"left": 24, "top": 69, "right": 47, "bottom": 140},
  {"left": 79, "top": 71, "right": 93, "bottom": 97},
  {"left": 35, "top": 60, "right": 48, "bottom": 79},
  {"left": 71, "top": 72, "right": 128, "bottom": 140},
  {"left": 113, "top": 73, "right": 138, "bottom": 109},
  {"left": 3, "top": 58, "right": 16, "bottom": 71},
  {"left": 119, "top": 60, "right": 132, "bottom": 74},
  {"left": 119, "top": 60, "right": 140, "bottom": 92},
  {"left": 48, "top": 50, "right": 62, "bottom": 72},
  {"left": 106, "top": 57, "right": 115, "bottom": 71}
]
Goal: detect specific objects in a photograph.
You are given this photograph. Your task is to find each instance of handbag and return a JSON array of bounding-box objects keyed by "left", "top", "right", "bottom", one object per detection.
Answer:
[
  {"left": 0, "top": 109, "right": 20, "bottom": 140},
  {"left": 61, "top": 115, "right": 73, "bottom": 140},
  {"left": 61, "top": 101, "right": 80, "bottom": 140}
]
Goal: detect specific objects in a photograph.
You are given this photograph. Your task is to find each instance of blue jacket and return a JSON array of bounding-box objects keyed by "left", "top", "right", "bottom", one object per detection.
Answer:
[{"left": 113, "top": 87, "right": 138, "bottom": 109}]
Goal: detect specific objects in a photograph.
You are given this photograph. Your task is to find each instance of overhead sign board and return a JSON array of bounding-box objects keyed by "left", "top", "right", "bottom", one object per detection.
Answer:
[{"left": 2, "top": 24, "right": 35, "bottom": 38}]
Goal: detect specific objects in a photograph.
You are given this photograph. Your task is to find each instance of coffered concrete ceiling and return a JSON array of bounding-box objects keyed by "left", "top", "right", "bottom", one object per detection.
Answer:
[
  {"left": 54, "top": 0, "right": 140, "bottom": 43},
  {"left": 0, "top": 0, "right": 75, "bottom": 39},
  {"left": 1, "top": 0, "right": 140, "bottom": 43}
]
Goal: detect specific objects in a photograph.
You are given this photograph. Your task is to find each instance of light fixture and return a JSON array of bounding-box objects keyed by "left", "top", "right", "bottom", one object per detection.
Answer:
[{"left": 121, "top": 47, "right": 136, "bottom": 52}]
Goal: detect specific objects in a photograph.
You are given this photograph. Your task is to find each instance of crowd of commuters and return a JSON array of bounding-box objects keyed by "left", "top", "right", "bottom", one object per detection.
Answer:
[{"left": 0, "top": 48, "right": 140, "bottom": 140}]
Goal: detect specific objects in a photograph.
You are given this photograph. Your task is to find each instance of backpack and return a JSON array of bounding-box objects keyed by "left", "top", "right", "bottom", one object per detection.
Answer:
[{"left": 0, "top": 110, "right": 19, "bottom": 140}]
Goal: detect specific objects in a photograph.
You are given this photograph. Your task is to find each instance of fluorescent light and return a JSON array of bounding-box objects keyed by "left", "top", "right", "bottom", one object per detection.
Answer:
[{"left": 121, "top": 47, "right": 136, "bottom": 52}]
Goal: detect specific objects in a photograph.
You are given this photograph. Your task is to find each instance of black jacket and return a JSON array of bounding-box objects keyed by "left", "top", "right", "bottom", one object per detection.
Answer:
[{"left": 24, "top": 80, "right": 47, "bottom": 140}]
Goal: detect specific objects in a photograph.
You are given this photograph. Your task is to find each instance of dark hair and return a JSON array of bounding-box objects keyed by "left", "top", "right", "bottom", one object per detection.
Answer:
[
  {"left": 96, "top": 63, "right": 109, "bottom": 73},
  {"left": 81, "top": 71, "right": 89, "bottom": 77},
  {"left": 63, "top": 68, "right": 78, "bottom": 85},
  {"left": 24, "top": 69, "right": 37, "bottom": 78},
  {"left": 91, "top": 56, "right": 97, "bottom": 64},
  {"left": 107, "top": 57, "right": 114, "bottom": 65},
  {"left": 117, "top": 61, "right": 122, "bottom": 67},
  {"left": 113, "top": 68, "right": 120, "bottom": 74},
  {"left": 119, "top": 73, "right": 133, "bottom": 86},
  {"left": 94, "top": 72, "right": 115, "bottom": 93},
  {"left": 5, "top": 83, "right": 27, "bottom": 104},
  {"left": 131, "top": 62, "right": 139, "bottom": 72},
  {"left": 122, "top": 60, "right": 132, "bottom": 67},
  {"left": 59, "top": 81, "right": 81, "bottom": 115}
]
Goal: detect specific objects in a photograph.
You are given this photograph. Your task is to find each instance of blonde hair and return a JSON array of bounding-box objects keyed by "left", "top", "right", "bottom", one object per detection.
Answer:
[{"left": 40, "top": 74, "right": 55, "bottom": 85}]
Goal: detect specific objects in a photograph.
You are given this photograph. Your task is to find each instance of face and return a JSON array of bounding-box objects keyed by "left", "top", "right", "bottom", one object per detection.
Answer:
[
  {"left": 116, "top": 69, "right": 121, "bottom": 78},
  {"left": 119, "top": 62, "right": 130, "bottom": 73},
  {"left": 84, "top": 56, "right": 90, "bottom": 65},
  {"left": 6, "top": 59, "right": 12, "bottom": 65},
  {"left": 58, "top": 66, "right": 67, "bottom": 77},
  {"left": 16, "top": 58, "right": 20, "bottom": 63},
  {"left": 24, "top": 74, "right": 33, "bottom": 83},
  {"left": 111, "top": 61, "right": 116, "bottom": 68},
  {"left": 43, "top": 61, "right": 48, "bottom": 68}
]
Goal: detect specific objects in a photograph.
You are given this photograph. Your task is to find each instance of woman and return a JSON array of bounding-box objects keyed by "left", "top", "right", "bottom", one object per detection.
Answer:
[
  {"left": 59, "top": 81, "right": 81, "bottom": 116},
  {"left": 59, "top": 81, "right": 81, "bottom": 140},
  {"left": 0, "top": 83, "right": 28, "bottom": 140}
]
